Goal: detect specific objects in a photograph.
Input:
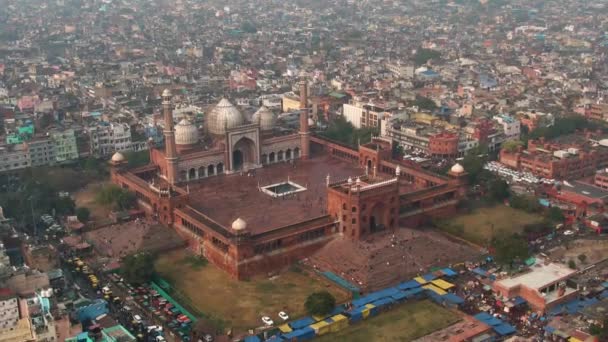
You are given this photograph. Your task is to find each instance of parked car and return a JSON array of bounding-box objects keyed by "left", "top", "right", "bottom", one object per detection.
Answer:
[
  {"left": 262, "top": 316, "right": 274, "bottom": 326},
  {"left": 278, "top": 311, "right": 289, "bottom": 321}
]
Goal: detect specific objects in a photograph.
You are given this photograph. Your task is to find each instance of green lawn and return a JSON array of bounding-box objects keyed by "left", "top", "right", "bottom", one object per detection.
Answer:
[
  {"left": 154, "top": 249, "right": 350, "bottom": 334},
  {"left": 316, "top": 300, "right": 460, "bottom": 342},
  {"left": 436, "top": 205, "right": 543, "bottom": 246}
]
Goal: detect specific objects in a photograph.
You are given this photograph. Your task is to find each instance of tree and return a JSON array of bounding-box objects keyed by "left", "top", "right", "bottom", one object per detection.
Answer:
[
  {"left": 489, "top": 178, "right": 509, "bottom": 201},
  {"left": 96, "top": 185, "right": 136, "bottom": 211},
  {"left": 546, "top": 207, "right": 565, "bottom": 223},
  {"left": 304, "top": 291, "right": 336, "bottom": 316},
  {"left": 320, "top": 116, "right": 378, "bottom": 147},
  {"left": 413, "top": 48, "right": 441, "bottom": 66},
  {"left": 413, "top": 96, "right": 438, "bottom": 111},
  {"left": 578, "top": 254, "right": 587, "bottom": 264},
  {"left": 590, "top": 317, "right": 608, "bottom": 339},
  {"left": 240, "top": 22, "right": 257, "bottom": 33},
  {"left": 124, "top": 150, "right": 150, "bottom": 168},
  {"left": 462, "top": 153, "right": 484, "bottom": 184},
  {"left": 502, "top": 140, "right": 524, "bottom": 153},
  {"left": 76, "top": 207, "right": 91, "bottom": 223},
  {"left": 568, "top": 259, "right": 577, "bottom": 269},
  {"left": 121, "top": 253, "right": 155, "bottom": 284},
  {"left": 38, "top": 114, "right": 54, "bottom": 129},
  {"left": 493, "top": 234, "right": 529, "bottom": 266},
  {"left": 55, "top": 196, "right": 76, "bottom": 216}
]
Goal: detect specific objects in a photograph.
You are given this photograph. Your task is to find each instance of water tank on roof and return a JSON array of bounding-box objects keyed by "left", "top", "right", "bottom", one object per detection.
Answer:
[
  {"left": 553, "top": 150, "right": 570, "bottom": 159},
  {"left": 567, "top": 148, "right": 579, "bottom": 155}
]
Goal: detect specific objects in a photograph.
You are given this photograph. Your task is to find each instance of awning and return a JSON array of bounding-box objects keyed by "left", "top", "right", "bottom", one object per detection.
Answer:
[{"left": 431, "top": 279, "right": 455, "bottom": 290}]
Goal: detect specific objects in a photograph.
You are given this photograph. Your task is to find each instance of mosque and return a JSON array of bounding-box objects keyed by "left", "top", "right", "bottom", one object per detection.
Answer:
[{"left": 110, "top": 79, "right": 468, "bottom": 279}]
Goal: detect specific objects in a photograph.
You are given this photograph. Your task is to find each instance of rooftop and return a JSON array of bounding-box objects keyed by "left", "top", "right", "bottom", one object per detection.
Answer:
[
  {"left": 496, "top": 260, "right": 577, "bottom": 290},
  {"left": 186, "top": 153, "right": 365, "bottom": 235}
]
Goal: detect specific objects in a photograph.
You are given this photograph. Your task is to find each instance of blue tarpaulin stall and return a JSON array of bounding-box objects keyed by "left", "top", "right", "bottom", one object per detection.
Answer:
[
  {"left": 443, "top": 293, "right": 464, "bottom": 305},
  {"left": 282, "top": 327, "right": 315, "bottom": 341},
  {"left": 289, "top": 317, "right": 316, "bottom": 330},
  {"left": 472, "top": 268, "right": 488, "bottom": 277},
  {"left": 441, "top": 268, "right": 458, "bottom": 277},
  {"left": 244, "top": 336, "right": 262, "bottom": 342},
  {"left": 372, "top": 297, "right": 394, "bottom": 308},
  {"left": 511, "top": 296, "right": 526, "bottom": 306},
  {"left": 390, "top": 291, "right": 407, "bottom": 302},
  {"left": 422, "top": 273, "right": 437, "bottom": 282},
  {"left": 494, "top": 323, "right": 516, "bottom": 336},
  {"left": 402, "top": 287, "right": 425, "bottom": 299},
  {"left": 397, "top": 280, "right": 421, "bottom": 290}
]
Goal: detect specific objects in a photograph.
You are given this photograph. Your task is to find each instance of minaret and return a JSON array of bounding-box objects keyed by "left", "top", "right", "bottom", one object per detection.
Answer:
[
  {"left": 162, "top": 89, "right": 178, "bottom": 184},
  {"left": 299, "top": 77, "right": 310, "bottom": 160}
]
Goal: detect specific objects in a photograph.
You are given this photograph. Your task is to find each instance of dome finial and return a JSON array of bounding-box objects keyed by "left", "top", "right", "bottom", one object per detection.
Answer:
[
  {"left": 450, "top": 163, "right": 465, "bottom": 174},
  {"left": 232, "top": 218, "right": 247, "bottom": 231}
]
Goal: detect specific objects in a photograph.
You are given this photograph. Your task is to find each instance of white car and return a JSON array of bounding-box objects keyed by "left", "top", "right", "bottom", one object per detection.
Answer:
[
  {"left": 563, "top": 230, "right": 574, "bottom": 236},
  {"left": 278, "top": 311, "right": 289, "bottom": 321},
  {"left": 262, "top": 316, "right": 274, "bottom": 326}
]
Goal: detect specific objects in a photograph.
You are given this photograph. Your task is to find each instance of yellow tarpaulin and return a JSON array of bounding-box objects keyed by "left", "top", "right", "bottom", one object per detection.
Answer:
[
  {"left": 431, "top": 279, "right": 455, "bottom": 290},
  {"left": 278, "top": 324, "right": 292, "bottom": 333},
  {"left": 568, "top": 338, "right": 582, "bottom": 342},
  {"left": 310, "top": 321, "right": 330, "bottom": 335},
  {"left": 423, "top": 284, "right": 447, "bottom": 295},
  {"left": 414, "top": 276, "right": 428, "bottom": 284},
  {"left": 329, "top": 314, "right": 349, "bottom": 332}
]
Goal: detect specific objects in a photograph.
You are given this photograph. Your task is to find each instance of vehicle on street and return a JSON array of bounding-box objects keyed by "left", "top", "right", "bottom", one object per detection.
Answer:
[{"left": 278, "top": 311, "right": 289, "bottom": 321}]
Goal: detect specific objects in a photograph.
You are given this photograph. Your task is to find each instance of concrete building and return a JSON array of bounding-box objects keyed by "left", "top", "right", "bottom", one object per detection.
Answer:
[
  {"left": 342, "top": 99, "right": 396, "bottom": 129},
  {"left": 0, "top": 143, "right": 30, "bottom": 173},
  {"left": 0, "top": 289, "right": 19, "bottom": 331},
  {"left": 0, "top": 290, "right": 34, "bottom": 342},
  {"left": 500, "top": 135, "right": 608, "bottom": 180},
  {"left": 51, "top": 129, "right": 78, "bottom": 163},
  {"left": 89, "top": 123, "right": 135, "bottom": 156},
  {"left": 65, "top": 325, "right": 135, "bottom": 342},
  {"left": 516, "top": 111, "right": 554, "bottom": 131},
  {"left": 385, "top": 62, "right": 414, "bottom": 79},
  {"left": 493, "top": 260, "right": 578, "bottom": 313},
  {"left": 27, "top": 138, "right": 55, "bottom": 167},
  {"left": 494, "top": 114, "right": 521, "bottom": 141}
]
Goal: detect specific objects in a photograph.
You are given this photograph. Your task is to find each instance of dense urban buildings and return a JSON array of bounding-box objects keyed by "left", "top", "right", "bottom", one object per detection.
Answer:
[{"left": 3, "top": 0, "right": 608, "bottom": 340}]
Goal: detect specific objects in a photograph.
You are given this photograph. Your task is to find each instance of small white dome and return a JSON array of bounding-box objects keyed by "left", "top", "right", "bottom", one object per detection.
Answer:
[
  {"left": 347, "top": 177, "right": 353, "bottom": 184},
  {"left": 232, "top": 218, "right": 247, "bottom": 231},
  {"left": 308, "top": 118, "right": 315, "bottom": 127},
  {"left": 451, "top": 163, "right": 465, "bottom": 174},
  {"left": 162, "top": 89, "right": 172, "bottom": 97},
  {"left": 252, "top": 106, "right": 276, "bottom": 131},
  {"left": 111, "top": 152, "right": 126, "bottom": 163},
  {"left": 175, "top": 118, "right": 199, "bottom": 146},
  {"left": 207, "top": 98, "right": 245, "bottom": 135},
  {"left": 395, "top": 165, "right": 401, "bottom": 176}
]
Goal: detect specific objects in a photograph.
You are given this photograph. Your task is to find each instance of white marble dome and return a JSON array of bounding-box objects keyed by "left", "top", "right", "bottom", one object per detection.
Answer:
[
  {"left": 232, "top": 218, "right": 247, "bottom": 231},
  {"left": 451, "top": 163, "right": 465, "bottom": 174},
  {"left": 175, "top": 118, "right": 199, "bottom": 146},
  {"left": 252, "top": 106, "right": 276, "bottom": 131},
  {"left": 111, "top": 152, "right": 126, "bottom": 163},
  {"left": 207, "top": 98, "right": 245, "bottom": 135}
]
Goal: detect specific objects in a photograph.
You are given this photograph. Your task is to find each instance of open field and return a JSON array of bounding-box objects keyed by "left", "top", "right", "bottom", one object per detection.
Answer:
[
  {"left": 154, "top": 249, "right": 350, "bottom": 333},
  {"left": 436, "top": 205, "right": 543, "bottom": 245},
  {"left": 73, "top": 181, "right": 112, "bottom": 221},
  {"left": 548, "top": 239, "right": 608, "bottom": 267},
  {"left": 316, "top": 300, "right": 461, "bottom": 342}
]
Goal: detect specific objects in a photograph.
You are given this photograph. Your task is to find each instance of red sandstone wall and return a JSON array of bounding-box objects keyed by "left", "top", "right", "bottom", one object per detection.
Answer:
[{"left": 237, "top": 237, "right": 333, "bottom": 279}]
